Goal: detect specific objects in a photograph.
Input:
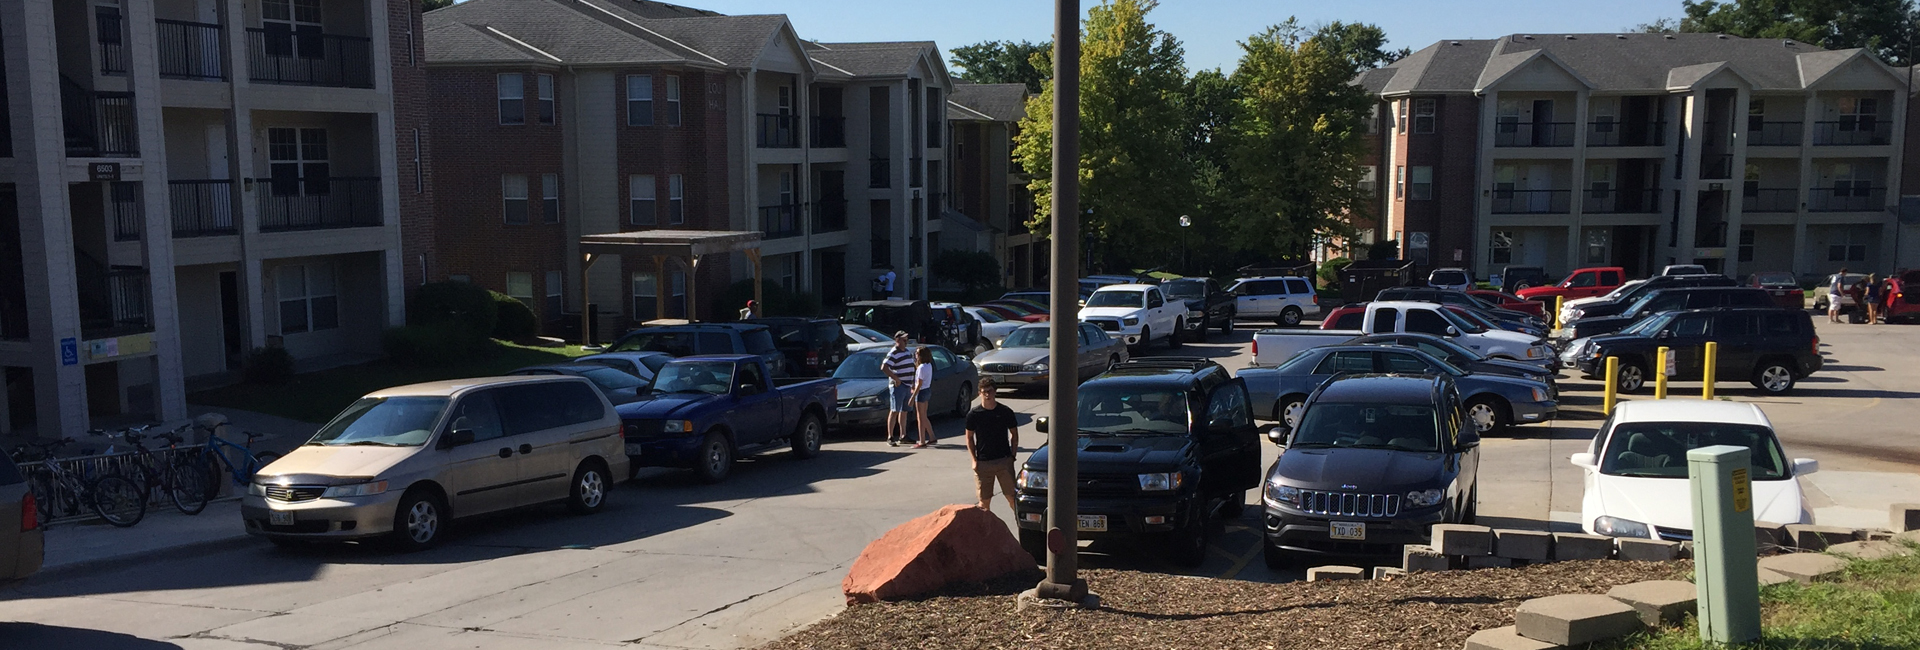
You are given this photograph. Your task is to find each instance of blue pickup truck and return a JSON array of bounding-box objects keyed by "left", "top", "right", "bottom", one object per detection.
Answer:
[{"left": 617, "top": 355, "right": 838, "bottom": 483}]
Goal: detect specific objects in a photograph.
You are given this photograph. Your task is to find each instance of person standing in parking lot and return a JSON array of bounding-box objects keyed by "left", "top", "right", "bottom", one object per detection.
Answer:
[
  {"left": 873, "top": 268, "right": 896, "bottom": 300},
  {"left": 910, "top": 347, "right": 937, "bottom": 448},
  {"left": 1865, "top": 274, "right": 1883, "bottom": 325},
  {"left": 1829, "top": 269, "right": 1848, "bottom": 323},
  {"left": 964, "top": 379, "right": 1020, "bottom": 512},
  {"left": 884, "top": 333, "right": 916, "bottom": 446}
]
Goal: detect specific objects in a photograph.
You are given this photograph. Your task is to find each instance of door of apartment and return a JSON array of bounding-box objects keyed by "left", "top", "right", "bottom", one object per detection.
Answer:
[
  {"left": 219, "top": 271, "right": 243, "bottom": 370},
  {"left": 1531, "top": 100, "right": 1554, "bottom": 146},
  {"left": 1527, "top": 164, "right": 1554, "bottom": 212},
  {"left": 817, "top": 251, "right": 845, "bottom": 308}
]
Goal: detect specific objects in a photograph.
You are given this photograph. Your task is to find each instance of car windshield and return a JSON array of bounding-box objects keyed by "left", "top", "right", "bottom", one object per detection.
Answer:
[
  {"left": 1602, "top": 280, "right": 1647, "bottom": 299},
  {"left": 1441, "top": 308, "right": 1488, "bottom": 334},
  {"left": 970, "top": 309, "right": 1005, "bottom": 323},
  {"left": 1600, "top": 421, "right": 1789, "bottom": 480},
  {"left": 576, "top": 366, "right": 647, "bottom": 391},
  {"left": 1621, "top": 312, "right": 1674, "bottom": 336},
  {"left": 1754, "top": 272, "right": 1796, "bottom": 286},
  {"left": 1162, "top": 280, "right": 1205, "bottom": 299},
  {"left": 1431, "top": 271, "right": 1468, "bottom": 285},
  {"left": 650, "top": 361, "right": 736, "bottom": 395},
  {"left": 833, "top": 353, "right": 889, "bottom": 379},
  {"left": 1085, "top": 291, "right": 1145, "bottom": 308},
  {"left": 1078, "top": 386, "right": 1190, "bottom": 435},
  {"left": 610, "top": 331, "right": 697, "bottom": 356},
  {"left": 1291, "top": 403, "right": 1439, "bottom": 452},
  {"left": 848, "top": 326, "right": 890, "bottom": 343},
  {"left": 309, "top": 397, "right": 448, "bottom": 447},
  {"left": 1002, "top": 328, "right": 1049, "bottom": 348}
]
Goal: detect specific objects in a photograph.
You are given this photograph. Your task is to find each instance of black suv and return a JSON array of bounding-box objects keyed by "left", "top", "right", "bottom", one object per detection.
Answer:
[
  {"left": 1574, "top": 307, "right": 1821, "bottom": 395},
  {"left": 606, "top": 323, "right": 789, "bottom": 377},
  {"left": 1564, "top": 274, "right": 1738, "bottom": 323},
  {"left": 742, "top": 317, "right": 849, "bottom": 377},
  {"left": 1017, "top": 358, "right": 1262, "bottom": 567},
  {"left": 1260, "top": 374, "right": 1481, "bottom": 567},
  {"left": 1499, "top": 266, "right": 1550, "bottom": 293},
  {"left": 1162, "top": 277, "right": 1237, "bottom": 339},
  {"left": 1565, "top": 287, "right": 1773, "bottom": 340}
]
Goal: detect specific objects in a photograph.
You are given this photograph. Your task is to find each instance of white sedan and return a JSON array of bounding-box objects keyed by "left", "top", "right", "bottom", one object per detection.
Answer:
[
  {"left": 962, "top": 306, "right": 1023, "bottom": 348},
  {"left": 1571, "top": 400, "right": 1817, "bottom": 541},
  {"left": 842, "top": 324, "right": 894, "bottom": 353}
]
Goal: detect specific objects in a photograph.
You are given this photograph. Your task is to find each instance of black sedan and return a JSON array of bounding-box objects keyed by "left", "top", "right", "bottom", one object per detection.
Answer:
[
  {"left": 1239, "top": 345, "right": 1556, "bottom": 434},
  {"left": 508, "top": 363, "right": 651, "bottom": 405},
  {"left": 1347, "top": 333, "right": 1558, "bottom": 386}
]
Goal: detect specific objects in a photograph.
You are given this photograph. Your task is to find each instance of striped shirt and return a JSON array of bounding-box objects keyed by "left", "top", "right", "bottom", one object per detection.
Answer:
[{"left": 884, "top": 346, "right": 916, "bottom": 381}]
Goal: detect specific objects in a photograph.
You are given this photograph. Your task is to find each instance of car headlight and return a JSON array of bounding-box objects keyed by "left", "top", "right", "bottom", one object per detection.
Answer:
[
  {"left": 1585, "top": 347, "right": 1603, "bottom": 360},
  {"left": 1531, "top": 387, "right": 1550, "bottom": 402},
  {"left": 1264, "top": 482, "right": 1300, "bottom": 506},
  {"left": 663, "top": 420, "right": 694, "bottom": 433},
  {"left": 248, "top": 482, "right": 267, "bottom": 497},
  {"left": 1188, "top": 311, "right": 1205, "bottom": 321},
  {"left": 1137, "top": 472, "right": 1183, "bottom": 492},
  {"left": 1594, "top": 516, "right": 1651, "bottom": 538},
  {"left": 1018, "top": 468, "right": 1048, "bottom": 489},
  {"left": 1525, "top": 347, "right": 1542, "bottom": 359},
  {"left": 320, "top": 480, "right": 390, "bottom": 499},
  {"left": 1406, "top": 488, "right": 1446, "bottom": 507},
  {"left": 1123, "top": 317, "right": 1140, "bottom": 326},
  {"left": 849, "top": 395, "right": 884, "bottom": 408},
  {"left": 1023, "top": 361, "right": 1049, "bottom": 372},
  {"left": 1568, "top": 308, "right": 1585, "bottom": 319}
]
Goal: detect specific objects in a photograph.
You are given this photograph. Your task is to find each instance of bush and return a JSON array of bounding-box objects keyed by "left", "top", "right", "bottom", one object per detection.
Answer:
[
  {"left": 716, "top": 279, "right": 822, "bottom": 319},
  {"left": 1318, "top": 257, "right": 1350, "bottom": 287},
  {"left": 408, "top": 281, "right": 497, "bottom": 343},
  {"left": 489, "top": 291, "right": 539, "bottom": 340},
  {"left": 382, "top": 326, "right": 499, "bottom": 367},
  {"left": 242, "top": 347, "right": 296, "bottom": 385},
  {"left": 932, "top": 250, "right": 1003, "bottom": 292}
]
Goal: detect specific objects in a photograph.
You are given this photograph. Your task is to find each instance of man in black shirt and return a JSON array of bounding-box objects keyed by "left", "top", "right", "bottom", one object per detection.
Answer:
[{"left": 964, "top": 379, "right": 1021, "bottom": 512}]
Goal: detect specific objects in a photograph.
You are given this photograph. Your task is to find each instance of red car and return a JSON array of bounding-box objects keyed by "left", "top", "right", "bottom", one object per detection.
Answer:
[
  {"left": 1320, "top": 304, "right": 1366, "bottom": 330},
  {"left": 1745, "top": 271, "right": 1805, "bottom": 310},
  {"left": 1886, "top": 270, "right": 1920, "bottom": 323},
  {"left": 1515, "top": 266, "right": 1627, "bottom": 304},
  {"left": 976, "top": 301, "right": 1049, "bottom": 323},
  {"left": 1466, "top": 289, "right": 1545, "bottom": 318}
]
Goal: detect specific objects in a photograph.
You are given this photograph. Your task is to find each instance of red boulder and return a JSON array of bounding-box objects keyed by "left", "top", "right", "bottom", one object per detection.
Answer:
[{"left": 842, "top": 505, "right": 1037, "bottom": 605}]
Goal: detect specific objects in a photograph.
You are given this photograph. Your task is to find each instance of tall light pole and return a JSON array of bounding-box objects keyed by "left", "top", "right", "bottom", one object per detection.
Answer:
[
  {"left": 1034, "top": 0, "right": 1088, "bottom": 605},
  {"left": 1179, "top": 215, "right": 1192, "bottom": 274}
]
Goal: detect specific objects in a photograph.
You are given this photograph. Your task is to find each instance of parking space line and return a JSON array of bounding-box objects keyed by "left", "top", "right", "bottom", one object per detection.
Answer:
[{"left": 1214, "top": 538, "right": 1263, "bottom": 580}]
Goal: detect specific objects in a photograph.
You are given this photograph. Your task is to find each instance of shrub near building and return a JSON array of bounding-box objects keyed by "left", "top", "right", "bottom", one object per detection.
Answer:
[{"left": 384, "top": 281, "right": 503, "bottom": 366}]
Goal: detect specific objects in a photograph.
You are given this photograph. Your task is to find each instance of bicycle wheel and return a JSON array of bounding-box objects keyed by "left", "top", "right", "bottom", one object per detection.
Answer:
[
  {"left": 28, "top": 475, "right": 53, "bottom": 529},
  {"left": 169, "top": 458, "right": 210, "bottom": 515},
  {"left": 89, "top": 475, "right": 147, "bottom": 528}
]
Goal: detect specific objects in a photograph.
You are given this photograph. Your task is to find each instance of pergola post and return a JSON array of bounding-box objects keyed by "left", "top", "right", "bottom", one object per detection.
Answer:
[
  {"left": 581, "top": 253, "right": 598, "bottom": 346},
  {"left": 687, "top": 254, "right": 700, "bottom": 322},
  {"left": 652, "top": 255, "right": 668, "bottom": 321},
  {"left": 747, "top": 249, "right": 764, "bottom": 316}
]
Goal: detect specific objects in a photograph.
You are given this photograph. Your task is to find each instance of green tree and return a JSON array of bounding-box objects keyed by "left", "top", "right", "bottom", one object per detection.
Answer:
[
  {"left": 1679, "top": 0, "right": 1917, "bottom": 64},
  {"left": 949, "top": 40, "right": 1052, "bottom": 93}
]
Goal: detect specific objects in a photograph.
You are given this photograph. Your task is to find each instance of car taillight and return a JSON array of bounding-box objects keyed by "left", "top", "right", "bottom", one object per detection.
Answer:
[
  {"left": 1311, "top": 295, "right": 1319, "bottom": 305},
  {"left": 21, "top": 492, "right": 36, "bottom": 532},
  {"left": 1252, "top": 338, "right": 1259, "bottom": 357},
  {"left": 806, "top": 351, "right": 820, "bottom": 367},
  {"left": 1811, "top": 336, "right": 1819, "bottom": 355}
]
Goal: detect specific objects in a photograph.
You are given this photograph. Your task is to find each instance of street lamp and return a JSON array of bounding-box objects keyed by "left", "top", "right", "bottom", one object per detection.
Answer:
[{"left": 1179, "top": 215, "right": 1192, "bottom": 274}]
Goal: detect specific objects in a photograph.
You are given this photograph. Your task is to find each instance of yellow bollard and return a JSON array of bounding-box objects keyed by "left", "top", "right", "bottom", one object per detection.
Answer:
[
  {"left": 1604, "top": 356, "right": 1619, "bottom": 414},
  {"left": 1554, "top": 295, "right": 1565, "bottom": 329},
  {"left": 1702, "top": 341, "right": 1718, "bottom": 400},
  {"left": 1655, "top": 346, "right": 1670, "bottom": 399}
]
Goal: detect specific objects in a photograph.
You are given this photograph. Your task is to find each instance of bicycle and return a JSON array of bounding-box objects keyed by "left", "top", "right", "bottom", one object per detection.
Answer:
[
  {"left": 117, "top": 425, "right": 213, "bottom": 516},
  {"left": 9, "top": 438, "right": 145, "bottom": 528},
  {"left": 188, "top": 426, "right": 281, "bottom": 500}
]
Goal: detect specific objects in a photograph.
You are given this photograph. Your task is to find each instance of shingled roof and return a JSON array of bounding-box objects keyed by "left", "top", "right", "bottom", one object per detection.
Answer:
[
  {"left": 808, "top": 42, "right": 939, "bottom": 78},
  {"left": 426, "top": 0, "right": 795, "bottom": 69},
  {"left": 949, "top": 83, "right": 1028, "bottom": 122},
  {"left": 1360, "top": 33, "right": 1905, "bottom": 95}
]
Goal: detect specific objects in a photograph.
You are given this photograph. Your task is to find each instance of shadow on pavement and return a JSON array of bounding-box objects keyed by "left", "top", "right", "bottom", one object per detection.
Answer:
[
  {"left": 1820, "top": 364, "right": 1884, "bottom": 372},
  {"left": 1502, "top": 424, "right": 1596, "bottom": 441},
  {"left": 0, "top": 624, "right": 180, "bottom": 649}
]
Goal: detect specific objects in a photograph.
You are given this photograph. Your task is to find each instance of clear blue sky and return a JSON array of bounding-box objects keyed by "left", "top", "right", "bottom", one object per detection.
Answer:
[{"left": 695, "top": 0, "right": 1688, "bottom": 73}]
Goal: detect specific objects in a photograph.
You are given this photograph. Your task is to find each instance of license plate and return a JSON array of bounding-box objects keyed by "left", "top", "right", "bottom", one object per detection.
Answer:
[
  {"left": 625, "top": 443, "right": 645, "bottom": 457},
  {"left": 1329, "top": 521, "right": 1366, "bottom": 541},
  {"left": 1077, "top": 514, "right": 1108, "bottom": 533},
  {"left": 269, "top": 512, "right": 294, "bottom": 526}
]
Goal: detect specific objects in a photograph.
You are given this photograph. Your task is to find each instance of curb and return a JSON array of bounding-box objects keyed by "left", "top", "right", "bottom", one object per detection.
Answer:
[{"left": 26, "top": 531, "right": 259, "bottom": 585}]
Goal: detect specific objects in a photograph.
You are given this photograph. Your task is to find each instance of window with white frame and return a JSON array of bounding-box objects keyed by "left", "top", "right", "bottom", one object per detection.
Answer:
[
  {"left": 1396, "top": 100, "right": 1408, "bottom": 133},
  {"left": 1358, "top": 166, "right": 1377, "bottom": 195},
  {"left": 498, "top": 73, "right": 525, "bottom": 125},
  {"left": 1828, "top": 229, "right": 1867, "bottom": 262},
  {"left": 505, "top": 272, "right": 534, "bottom": 312},
  {"left": 669, "top": 268, "right": 687, "bottom": 318},
  {"left": 277, "top": 263, "right": 338, "bottom": 335},
  {"left": 1366, "top": 104, "right": 1380, "bottom": 134},
  {"left": 1588, "top": 163, "right": 1615, "bottom": 199},
  {"left": 1409, "top": 166, "right": 1433, "bottom": 200},
  {"left": 261, "top": 0, "right": 322, "bottom": 59},
  {"left": 632, "top": 272, "right": 658, "bottom": 320},
  {"left": 1394, "top": 165, "right": 1406, "bottom": 199},
  {"left": 668, "top": 174, "right": 684, "bottom": 224},
  {"left": 1838, "top": 97, "right": 1878, "bottom": 131},
  {"left": 630, "top": 175, "right": 656, "bottom": 225},
  {"left": 541, "top": 173, "right": 559, "bottom": 224},
  {"left": 545, "top": 271, "right": 563, "bottom": 321},
  {"left": 665, "top": 76, "right": 682, "bottom": 126},
  {"left": 503, "top": 174, "right": 529, "bottom": 224},
  {"left": 1746, "top": 99, "right": 1763, "bottom": 132},
  {"left": 1593, "top": 100, "right": 1617, "bottom": 133},
  {"left": 627, "top": 75, "right": 653, "bottom": 126},
  {"left": 267, "top": 127, "right": 328, "bottom": 198},
  {"left": 536, "top": 74, "right": 555, "bottom": 124},
  {"left": 1496, "top": 99, "right": 1521, "bottom": 134},
  {"left": 1490, "top": 230, "right": 1514, "bottom": 264},
  {"left": 1412, "top": 99, "right": 1436, "bottom": 134}
]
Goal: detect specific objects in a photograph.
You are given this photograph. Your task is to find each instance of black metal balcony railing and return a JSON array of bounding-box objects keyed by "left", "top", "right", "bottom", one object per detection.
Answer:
[
  {"left": 157, "top": 20, "right": 225, "bottom": 80},
  {"left": 1494, "top": 122, "right": 1575, "bottom": 147},
  {"left": 756, "top": 114, "right": 799, "bottom": 148},
  {"left": 1490, "top": 189, "right": 1571, "bottom": 214},
  {"left": 1699, "top": 154, "right": 1734, "bottom": 179},
  {"left": 1586, "top": 121, "right": 1666, "bottom": 147},
  {"left": 909, "top": 157, "right": 924, "bottom": 188},
  {"left": 1695, "top": 221, "right": 1728, "bottom": 248},
  {"left": 1744, "top": 188, "right": 1797, "bottom": 213},
  {"left": 761, "top": 204, "right": 801, "bottom": 239},
  {"left": 812, "top": 199, "right": 848, "bottom": 232},
  {"left": 257, "top": 176, "right": 382, "bottom": 232},
  {"left": 1747, "top": 121, "right": 1802, "bottom": 146},
  {"left": 170, "top": 180, "right": 235, "bottom": 237},
  {"left": 1581, "top": 188, "right": 1660, "bottom": 214},
  {"left": 810, "top": 116, "right": 845, "bottom": 148},
  {"left": 246, "top": 29, "right": 373, "bottom": 89},
  {"left": 1812, "top": 120, "right": 1891, "bottom": 146},
  {"left": 1808, "top": 186, "right": 1886, "bottom": 212},
  {"left": 61, "top": 78, "right": 138, "bottom": 158},
  {"left": 111, "top": 182, "right": 142, "bottom": 242},
  {"left": 98, "top": 11, "right": 127, "bottom": 75},
  {"left": 81, "top": 267, "right": 151, "bottom": 337},
  {"left": 869, "top": 157, "right": 890, "bottom": 189}
]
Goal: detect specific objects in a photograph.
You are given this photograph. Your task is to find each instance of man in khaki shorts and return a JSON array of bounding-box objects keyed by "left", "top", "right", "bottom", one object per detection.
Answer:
[{"left": 963, "top": 379, "right": 1021, "bottom": 512}]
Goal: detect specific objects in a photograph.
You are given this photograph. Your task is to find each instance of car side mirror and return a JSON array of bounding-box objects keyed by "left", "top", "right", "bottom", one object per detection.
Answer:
[
  {"left": 1444, "top": 326, "right": 1460, "bottom": 337},
  {"left": 1792, "top": 458, "right": 1819, "bottom": 475},
  {"left": 1570, "top": 452, "right": 1597, "bottom": 469},
  {"left": 1266, "top": 425, "right": 1290, "bottom": 446},
  {"left": 1034, "top": 416, "right": 1049, "bottom": 434},
  {"left": 1657, "top": 330, "right": 1674, "bottom": 340},
  {"left": 445, "top": 429, "right": 476, "bottom": 447}
]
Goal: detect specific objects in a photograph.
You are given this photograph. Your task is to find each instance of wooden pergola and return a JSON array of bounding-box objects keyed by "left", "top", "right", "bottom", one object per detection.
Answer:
[{"left": 578, "top": 230, "right": 764, "bottom": 340}]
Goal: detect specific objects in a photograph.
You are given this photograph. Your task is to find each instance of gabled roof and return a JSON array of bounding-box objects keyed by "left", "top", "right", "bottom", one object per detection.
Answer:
[
  {"left": 949, "top": 83, "right": 1028, "bottom": 122},
  {"left": 425, "top": 23, "right": 549, "bottom": 65},
  {"left": 426, "top": 0, "right": 691, "bottom": 65},
  {"left": 809, "top": 41, "right": 939, "bottom": 78},
  {"left": 636, "top": 14, "right": 793, "bottom": 67}
]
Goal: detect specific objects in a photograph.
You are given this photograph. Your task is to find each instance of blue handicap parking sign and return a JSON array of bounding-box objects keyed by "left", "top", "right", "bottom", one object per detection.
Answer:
[{"left": 60, "top": 337, "right": 78, "bottom": 366}]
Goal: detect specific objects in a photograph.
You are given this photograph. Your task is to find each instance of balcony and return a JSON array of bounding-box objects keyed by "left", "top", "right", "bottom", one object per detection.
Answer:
[
  {"left": 256, "top": 176, "right": 381, "bottom": 232},
  {"left": 80, "top": 267, "right": 151, "bottom": 338},
  {"left": 869, "top": 158, "right": 889, "bottom": 189},
  {"left": 1586, "top": 121, "right": 1665, "bottom": 147},
  {"left": 812, "top": 199, "right": 847, "bottom": 233},
  {"left": 760, "top": 204, "right": 801, "bottom": 239},
  {"left": 1494, "top": 122, "right": 1575, "bottom": 147},
  {"left": 909, "top": 157, "right": 924, "bottom": 188},
  {"left": 98, "top": 10, "right": 127, "bottom": 75},
  {"left": 157, "top": 20, "right": 225, "bottom": 81},
  {"left": 1747, "top": 121, "right": 1801, "bottom": 147},
  {"left": 1743, "top": 188, "right": 1797, "bottom": 213},
  {"left": 810, "top": 116, "right": 845, "bottom": 148},
  {"left": 1813, "top": 120, "right": 1890, "bottom": 146},
  {"left": 111, "top": 182, "right": 142, "bottom": 242},
  {"left": 246, "top": 29, "right": 373, "bottom": 88},
  {"left": 61, "top": 78, "right": 138, "bottom": 158},
  {"left": 1699, "top": 154, "right": 1734, "bottom": 180},
  {"left": 1581, "top": 188, "right": 1660, "bottom": 214},
  {"left": 756, "top": 114, "right": 799, "bottom": 148},
  {"left": 1808, "top": 186, "right": 1886, "bottom": 212},
  {"left": 169, "top": 180, "right": 235, "bottom": 237},
  {"left": 1695, "top": 222, "right": 1728, "bottom": 248},
  {"left": 1490, "top": 189, "right": 1571, "bottom": 214}
]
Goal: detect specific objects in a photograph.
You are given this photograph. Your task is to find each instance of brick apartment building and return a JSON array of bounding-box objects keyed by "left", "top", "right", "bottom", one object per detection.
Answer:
[
  {"left": 948, "top": 82, "right": 1039, "bottom": 289},
  {"left": 0, "top": 0, "right": 428, "bottom": 437},
  {"left": 1355, "top": 33, "right": 1916, "bottom": 281}
]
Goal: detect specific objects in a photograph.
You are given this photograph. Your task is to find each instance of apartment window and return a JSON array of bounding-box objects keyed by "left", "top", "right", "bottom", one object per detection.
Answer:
[
  {"left": 505, "top": 272, "right": 535, "bottom": 313},
  {"left": 629, "top": 175, "right": 656, "bottom": 225},
  {"left": 498, "top": 73, "right": 525, "bottom": 125},
  {"left": 1366, "top": 104, "right": 1381, "bottom": 134},
  {"left": 1747, "top": 99, "right": 1764, "bottom": 132},
  {"left": 267, "top": 127, "right": 328, "bottom": 197},
  {"left": 1409, "top": 166, "right": 1433, "bottom": 200},
  {"left": 665, "top": 76, "right": 682, "bottom": 126},
  {"left": 1828, "top": 230, "right": 1867, "bottom": 262},
  {"left": 1412, "top": 99, "right": 1436, "bottom": 134},
  {"left": 1593, "top": 102, "right": 1616, "bottom": 133},
  {"left": 1490, "top": 231, "right": 1514, "bottom": 264},
  {"left": 261, "top": 0, "right": 322, "bottom": 59},
  {"left": 536, "top": 74, "right": 555, "bottom": 124},
  {"left": 503, "top": 174, "right": 529, "bottom": 224},
  {"left": 1828, "top": 163, "right": 1872, "bottom": 196},
  {"left": 277, "top": 263, "right": 338, "bottom": 335},
  {"left": 1585, "top": 230, "right": 1609, "bottom": 264},
  {"left": 545, "top": 271, "right": 563, "bottom": 321},
  {"left": 667, "top": 174, "right": 684, "bottom": 224},
  {"left": 1396, "top": 100, "right": 1409, "bottom": 133},
  {"left": 1394, "top": 165, "right": 1406, "bottom": 199},
  {"left": 927, "top": 88, "right": 944, "bottom": 147},
  {"left": 1839, "top": 97, "right": 1878, "bottom": 131},
  {"left": 627, "top": 75, "right": 654, "bottom": 126},
  {"left": 871, "top": 199, "right": 893, "bottom": 268},
  {"left": 669, "top": 268, "right": 688, "bottom": 318},
  {"left": 1496, "top": 100, "right": 1520, "bottom": 134},
  {"left": 1588, "top": 163, "right": 1615, "bottom": 198},
  {"left": 1738, "top": 229, "right": 1755, "bottom": 263},
  {"left": 632, "top": 272, "right": 658, "bottom": 320},
  {"left": 1358, "top": 166, "right": 1377, "bottom": 195},
  {"left": 540, "top": 174, "right": 559, "bottom": 223}
]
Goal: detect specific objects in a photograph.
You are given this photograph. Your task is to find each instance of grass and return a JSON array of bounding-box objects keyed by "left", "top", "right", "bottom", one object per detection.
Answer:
[
  {"left": 1600, "top": 545, "right": 1920, "bottom": 650},
  {"left": 189, "top": 341, "right": 592, "bottom": 424}
]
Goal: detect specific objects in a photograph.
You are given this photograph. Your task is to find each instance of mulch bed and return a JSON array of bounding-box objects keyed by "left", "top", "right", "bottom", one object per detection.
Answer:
[{"left": 760, "top": 560, "right": 1690, "bottom": 650}]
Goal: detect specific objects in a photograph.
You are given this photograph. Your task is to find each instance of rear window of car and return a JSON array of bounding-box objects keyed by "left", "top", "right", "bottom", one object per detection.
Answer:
[
  {"left": 810, "top": 321, "right": 842, "bottom": 347},
  {"left": 0, "top": 455, "right": 22, "bottom": 486},
  {"left": 1284, "top": 279, "right": 1311, "bottom": 294},
  {"left": 1431, "top": 271, "right": 1468, "bottom": 285},
  {"left": 742, "top": 329, "right": 778, "bottom": 355},
  {"left": 1331, "top": 312, "right": 1364, "bottom": 329}
]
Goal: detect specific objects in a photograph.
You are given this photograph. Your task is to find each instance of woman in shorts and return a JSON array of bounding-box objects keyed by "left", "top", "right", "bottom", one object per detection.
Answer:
[{"left": 911, "top": 347, "right": 937, "bottom": 448}]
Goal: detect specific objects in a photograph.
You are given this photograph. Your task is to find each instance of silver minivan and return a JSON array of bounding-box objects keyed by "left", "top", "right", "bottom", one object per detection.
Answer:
[{"left": 242, "top": 376, "right": 630, "bottom": 549}]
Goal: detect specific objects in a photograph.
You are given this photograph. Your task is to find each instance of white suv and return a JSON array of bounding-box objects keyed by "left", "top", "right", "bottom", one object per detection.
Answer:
[
  {"left": 1079, "top": 284, "right": 1185, "bottom": 350},
  {"left": 1227, "top": 276, "right": 1318, "bottom": 326}
]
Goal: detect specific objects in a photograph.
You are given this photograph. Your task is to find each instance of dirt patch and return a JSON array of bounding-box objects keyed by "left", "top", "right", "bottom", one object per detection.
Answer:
[{"left": 759, "top": 561, "right": 1689, "bottom": 650}]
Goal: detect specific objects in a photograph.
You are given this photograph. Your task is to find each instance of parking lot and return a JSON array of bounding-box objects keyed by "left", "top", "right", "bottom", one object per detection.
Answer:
[{"left": 2, "top": 315, "right": 1917, "bottom": 650}]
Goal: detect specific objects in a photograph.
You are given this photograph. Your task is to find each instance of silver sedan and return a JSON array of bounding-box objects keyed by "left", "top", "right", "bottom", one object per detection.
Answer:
[{"left": 972, "top": 322, "right": 1128, "bottom": 392}]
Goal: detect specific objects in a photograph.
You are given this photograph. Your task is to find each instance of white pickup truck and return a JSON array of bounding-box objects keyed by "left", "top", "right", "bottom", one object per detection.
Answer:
[
  {"left": 1250, "top": 301, "right": 1555, "bottom": 367},
  {"left": 1079, "top": 284, "right": 1186, "bottom": 351}
]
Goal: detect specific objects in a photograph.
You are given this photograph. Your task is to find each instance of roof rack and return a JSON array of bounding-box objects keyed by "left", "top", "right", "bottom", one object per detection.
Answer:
[{"left": 1117, "top": 357, "right": 1217, "bottom": 372}]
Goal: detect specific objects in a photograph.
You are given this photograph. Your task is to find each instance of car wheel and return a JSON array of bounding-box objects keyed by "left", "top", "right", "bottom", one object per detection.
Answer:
[
  {"left": 1162, "top": 501, "right": 1210, "bottom": 568},
  {"left": 1262, "top": 537, "right": 1290, "bottom": 571},
  {"left": 1465, "top": 397, "right": 1508, "bottom": 435},
  {"left": 952, "top": 383, "right": 972, "bottom": 418},
  {"left": 1279, "top": 396, "right": 1308, "bottom": 429},
  {"left": 693, "top": 431, "right": 734, "bottom": 483},
  {"left": 1134, "top": 327, "right": 1151, "bottom": 353},
  {"left": 1281, "top": 307, "right": 1303, "bottom": 327},
  {"left": 1219, "top": 490, "right": 1247, "bottom": 519},
  {"left": 390, "top": 489, "right": 445, "bottom": 551},
  {"left": 1220, "top": 312, "right": 1234, "bottom": 334},
  {"left": 1461, "top": 488, "right": 1479, "bottom": 525},
  {"left": 1168, "top": 321, "right": 1184, "bottom": 348},
  {"left": 1019, "top": 527, "right": 1048, "bottom": 565},
  {"left": 1107, "top": 355, "right": 1120, "bottom": 374},
  {"left": 1752, "top": 361, "right": 1796, "bottom": 394},
  {"left": 1514, "top": 282, "right": 1534, "bottom": 292},
  {"left": 567, "top": 461, "right": 609, "bottom": 514},
  {"left": 1616, "top": 362, "right": 1647, "bottom": 394},
  {"left": 790, "top": 412, "right": 824, "bottom": 459}
]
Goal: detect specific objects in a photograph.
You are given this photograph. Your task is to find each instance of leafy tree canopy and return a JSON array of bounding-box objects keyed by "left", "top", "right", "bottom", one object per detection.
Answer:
[
  {"left": 949, "top": 40, "right": 1052, "bottom": 93},
  {"left": 1679, "top": 0, "right": 1917, "bottom": 64}
]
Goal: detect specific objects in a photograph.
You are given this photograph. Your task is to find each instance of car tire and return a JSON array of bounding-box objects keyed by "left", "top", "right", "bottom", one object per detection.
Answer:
[
  {"left": 693, "top": 431, "right": 734, "bottom": 484},
  {"left": 1219, "top": 490, "right": 1247, "bottom": 519},
  {"left": 1616, "top": 361, "right": 1647, "bottom": 394},
  {"left": 1107, "top": 355, "right": 1120, "bottom": 374},
  {"left": 1278, "top": 395, "right": 1308, "bottom": 429},
  {"left": 567, "top": 460, "right": 610, "bottom": 515},
  {"left": 1220, "top": 312, "right": 1234, "bottom": 334},
  {"left": 1162, "top": 502, "right": 1210, "bottom": 568},
  {"left": 1168, "top": 321, "right": 1184, "bottom": 349},
  {"left": 1752, "top": 361, "right": 1797, "bottom": 395},
  {"left": 1465, "top": 397, "right": 1509, "bottom": 436},
  {"left": 1514, "top": 282, "right": 1534, "bottom": 292},
  {"left": 1262, "top": 537, "right": 1290, "bottom": 571},
  {"left": 390, "top": 488, "right": 446, "bottom": 552},
  {"left": 790, "top": 412, "right": 825, "bottom": 459},
  {"left": 951, "top": 383, "right": 972, "bottom": 418},
  {"left": 1133, "top": 327, "right": 1151, "bottom": 354},
  {"left": 1019, "top": 526, "right": 1048, "bottom": 565},
  {"left": 1281, "top": 307, "right": 1304, "bottom": 327}
]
